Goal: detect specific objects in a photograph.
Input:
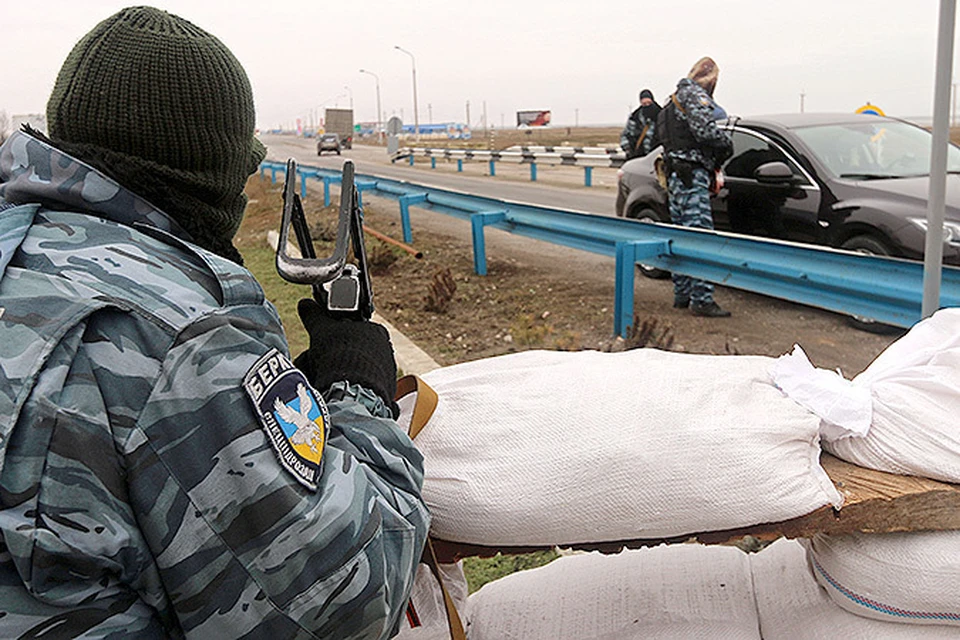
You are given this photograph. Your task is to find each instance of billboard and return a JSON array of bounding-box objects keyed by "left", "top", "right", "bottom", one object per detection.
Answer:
[{"left": 516, "top": 110, "right": 551, "bottom": 128}]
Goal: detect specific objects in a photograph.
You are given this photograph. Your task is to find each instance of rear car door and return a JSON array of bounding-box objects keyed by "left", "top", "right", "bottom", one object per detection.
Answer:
[{"left": 714, "top": 128, "right": 822, "bottom": 244}]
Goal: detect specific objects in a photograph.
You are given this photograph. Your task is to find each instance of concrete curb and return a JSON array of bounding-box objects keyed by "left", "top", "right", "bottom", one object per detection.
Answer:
[{"left": 266, "top": 230, "right": 441, "bottom": 376}]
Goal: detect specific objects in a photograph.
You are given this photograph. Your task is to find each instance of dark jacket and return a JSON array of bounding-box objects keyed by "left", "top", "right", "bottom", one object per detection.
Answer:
[{"left": 620, "top": 102, "right": 662, "bottom": 159}]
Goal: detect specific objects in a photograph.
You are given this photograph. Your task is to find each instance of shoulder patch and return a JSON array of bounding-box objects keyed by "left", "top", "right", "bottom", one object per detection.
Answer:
[
  {"left": 699, "top": 95, "right": 711, "bottom": 107},
  {"left": 243, "top": 349, "right": 328, "bottom": 491}
]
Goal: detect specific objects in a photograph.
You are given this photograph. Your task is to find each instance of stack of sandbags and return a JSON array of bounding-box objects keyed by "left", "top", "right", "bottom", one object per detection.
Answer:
[
  {"left": 805, "top": 531, "right": 960, "bottom": 629},
  {"left": 827, "top": 308, "right": 960, "bottom": 483},
  {"left": 774, "top": 308, "right": 960, "bottom": 482},
  {"left": 752, "top": 537, "right": 959, "bottom": 638},
  {"left": 398, "top": 348, "right": 845, "bottom": 547},
  {"left": 465, "top": 544, "right": 761, "bottom": 640}
]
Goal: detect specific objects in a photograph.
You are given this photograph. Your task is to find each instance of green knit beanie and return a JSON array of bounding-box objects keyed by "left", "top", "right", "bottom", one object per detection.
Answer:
[{"left": 46, "top": 6, "right": 266, "bottom": 263}]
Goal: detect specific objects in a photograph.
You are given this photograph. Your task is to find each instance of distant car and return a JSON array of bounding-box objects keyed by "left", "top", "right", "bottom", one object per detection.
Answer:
[
  {"left": 616, "top": 113, "right": 960, "bottom": 279},
  {"left": 317, "top": 133, "right": 342, "bottom": 155}
]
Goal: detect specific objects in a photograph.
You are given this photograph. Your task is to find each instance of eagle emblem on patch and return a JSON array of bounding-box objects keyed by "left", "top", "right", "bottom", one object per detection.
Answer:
[{"left": 243, "top": 349, "right": 328, "bottom": 491}]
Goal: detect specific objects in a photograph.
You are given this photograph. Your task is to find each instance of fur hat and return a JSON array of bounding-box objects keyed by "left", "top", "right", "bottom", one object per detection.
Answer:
[{"left": 687, "top": 57, "right": 719, "bottom": 96}]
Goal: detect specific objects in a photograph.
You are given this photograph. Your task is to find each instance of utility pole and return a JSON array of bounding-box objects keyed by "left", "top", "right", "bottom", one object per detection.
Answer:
[
  {"left": 394, "top": 45, "right": 420, "bottom": 140},
  {"left": 359, "top": 69, "right": 383, "bottom": 143},
  {"left": 953, "top": 82, "right": 957, "bottom": 127},
  {"left": 800, "top": 90, "right": 806, "bottom": 114},
  {"left": 428, "top": 103, "right": 433, "bottom": 125},
  {"left": 466, "top": 100, "right": 471, "bottom": 128},
  {"left": 575, "top": 108, "right": 579, "bottom": 127},
  {"left": 482, "top": 101, "right": 487, "bottom": 134}
]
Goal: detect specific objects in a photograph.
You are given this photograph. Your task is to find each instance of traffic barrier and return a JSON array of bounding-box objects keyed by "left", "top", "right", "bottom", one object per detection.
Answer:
[
  {"left": 264, "top": 160, "right": 960, "bottom": 336},
  {"left": 503, "top": 145, "right": 624, "bottom": 156},
  {"left": 389, "top": 146, "right": 624, "bottom": 186}
]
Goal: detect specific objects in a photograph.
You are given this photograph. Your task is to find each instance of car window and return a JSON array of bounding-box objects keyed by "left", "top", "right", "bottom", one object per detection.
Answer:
[
  {"left": 723, "top": 131, "right": 808, "bottom": 183},
  {"left": 793, "top": 120, "right": 960, "bottom": 179}
]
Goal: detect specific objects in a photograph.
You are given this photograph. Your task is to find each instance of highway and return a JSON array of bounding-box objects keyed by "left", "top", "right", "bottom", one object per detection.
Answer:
[{"left": 260, "top": 134, "right": 619, "bottom": 217}]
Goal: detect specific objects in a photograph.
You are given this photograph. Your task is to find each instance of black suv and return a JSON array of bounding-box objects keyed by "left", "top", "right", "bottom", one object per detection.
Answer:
[{"left": 616, "top": 113, "right": 960, "bottom": 272}]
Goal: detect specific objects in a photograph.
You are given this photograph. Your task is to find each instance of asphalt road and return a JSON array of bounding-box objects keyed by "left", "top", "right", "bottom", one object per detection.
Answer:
[{"left": 260, "top": 134, "right": 619, "bottom": 216}]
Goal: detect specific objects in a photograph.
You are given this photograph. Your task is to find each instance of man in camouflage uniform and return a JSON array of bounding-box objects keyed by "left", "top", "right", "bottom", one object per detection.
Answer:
[
  {"left": 619, "top": 89, "right": 662, "bottom": 160},
  {"left": 656, "top": 57, "right": 734, "bottom": 317},
  {"left": 0, "top": 7, "right": 429, "bottom": 639}
]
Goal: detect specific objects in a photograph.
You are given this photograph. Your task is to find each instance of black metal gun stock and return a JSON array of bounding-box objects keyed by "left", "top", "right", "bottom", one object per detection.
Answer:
[{"left": 276, "top": 158, "right": 374, "bottom": 320}]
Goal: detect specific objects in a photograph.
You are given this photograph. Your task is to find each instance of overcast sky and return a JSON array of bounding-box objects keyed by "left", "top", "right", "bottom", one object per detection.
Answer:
[{"left": 2, "top": 1, "right": 957, "bottom": 131}]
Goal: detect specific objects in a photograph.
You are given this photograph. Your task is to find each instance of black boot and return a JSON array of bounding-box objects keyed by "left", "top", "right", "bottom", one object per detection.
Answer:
[
  {"left": 690, "top": 301, "right": 731, "bottom": 317},
  {"left": 673, "top": 295, "right": 690, "bottom": 309}
]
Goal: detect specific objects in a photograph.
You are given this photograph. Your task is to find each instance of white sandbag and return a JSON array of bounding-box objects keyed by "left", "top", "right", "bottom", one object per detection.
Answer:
[
  {"left": 400, "top": 349, "right": 839, "bottom": 546},
  {"left": 752, "top": 538, "right": 959, "bottom": 638},
  {"left": 772, "top": 344, "right": 872, "bottom": 441},
  {"left": 465, "top": 544, "right": 760, "bottom": 640},
  {"left": 826, "top": 308, "right": 960, "bottom": 483},
  {"left": 395, "top": 561, "right": 468, "bottom": 639},
  {"left": 806, "top": 531, "right": 960, "bottom": 627}
]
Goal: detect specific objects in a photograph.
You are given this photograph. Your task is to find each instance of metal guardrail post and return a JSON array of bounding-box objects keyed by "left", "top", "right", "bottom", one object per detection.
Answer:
[
  {"left": 584, "top": 166, "right": 593, "bottom": 187},
  {"left": 270, "top": 165, "right": 278, "bottom": 183},
  {"left": 489, "top": 160, "right": 496, "bottom": 177},
  {"left": 355, "top": 179, "right": 377, "bottom": 208},
  {"left": 299, "top": 169, "right": 308, "bottom": 200},
  {"left": 259, "top": 165, "right": 265, "bottom": 179},
  {"left": 431, "top": 157, "right": 437, "bottom": 169},
  {"left": 322, "top": 175, "right": 342, "bottom": 207},
  {"left": 470, "top": 211, "right": 508, "bottom": 275},
  {"left": 398, "top": 193, "right": 428, "bottom": 243},
  {"left": 614, "top": 242, "right": 635, "bottom": 337},
  {"left": 457, "top": 159, "right": 463, "bottom": 172},
  {"left": 409, "top": 155, "right": 415, "bottom": 167},
  {"left": 530, "top": 163, "right": 538, "bottom": 182},
  {"left": 614, "top": 240, "right": 673, "bottom": 336}
]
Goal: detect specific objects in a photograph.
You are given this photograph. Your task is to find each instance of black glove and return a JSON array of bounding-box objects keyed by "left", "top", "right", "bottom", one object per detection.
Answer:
[{"left": 294, "top": 298, "right": 398, "bottom": 416}]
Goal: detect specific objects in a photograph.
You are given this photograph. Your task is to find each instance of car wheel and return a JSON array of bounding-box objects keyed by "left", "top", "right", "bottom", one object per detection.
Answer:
[
  {"left": 633, "top": 208, "right": 671, "bottom": 279},
  {"left": 840, "top": 234, "right": 902, "bottom": 334}
]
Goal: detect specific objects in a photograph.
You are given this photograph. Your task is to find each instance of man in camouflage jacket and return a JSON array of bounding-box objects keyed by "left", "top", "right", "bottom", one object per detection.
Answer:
[
  {"left": 0, "top": 7, "right": 429, "bottom": 639},
  {"left": 619, "top": 89, "right": 662, "bottom": 160},
  {"left": 656, "top": 57, "right": 734, "bottom": 317}
]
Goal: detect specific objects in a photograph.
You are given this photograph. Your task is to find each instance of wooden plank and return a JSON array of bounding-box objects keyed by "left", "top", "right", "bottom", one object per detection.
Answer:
[
  {"left": 698, "top": 454, "right": 960, "bottom": 544},
  {"left": 432, "top": 454, "right": 960, "bottom": 563}
]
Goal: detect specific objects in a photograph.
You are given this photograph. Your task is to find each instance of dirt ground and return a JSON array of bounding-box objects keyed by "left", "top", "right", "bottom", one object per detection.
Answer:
[{"left": 242, "top": 176, "right": 904, "bottom": 378}]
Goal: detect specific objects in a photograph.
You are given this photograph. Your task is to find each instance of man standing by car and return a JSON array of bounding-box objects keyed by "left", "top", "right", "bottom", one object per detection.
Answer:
[
  {"left": 656, "top": 57, "right": 734, "bottom": 317},
  {"left": 620, "top": 89, "right": 662, "bottom": 159},
  {"left": 0, "top": 6, "right": 428, "bottom": 639}
]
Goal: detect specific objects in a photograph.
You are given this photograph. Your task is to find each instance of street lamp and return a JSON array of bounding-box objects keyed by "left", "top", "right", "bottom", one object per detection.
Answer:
[
  {"left": 344, "top": 85, "right": 353, "bottom": 110},
  {"left": 394, "top": 45, "right": 420, "bottom": 140},
  {"left": 359, "top": 68, "right": 383, "bottom": 142}
]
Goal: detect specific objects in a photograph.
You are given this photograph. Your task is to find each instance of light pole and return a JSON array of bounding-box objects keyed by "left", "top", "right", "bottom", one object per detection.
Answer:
[
  {"left": 359, "top": 69, "right": 383, "bottom": 142},
  {"left": 394, "top": 45, "right": 420, "bottom": 140},
  {"left": 344, "top": 85, "right": 353, "bottom": 110}
]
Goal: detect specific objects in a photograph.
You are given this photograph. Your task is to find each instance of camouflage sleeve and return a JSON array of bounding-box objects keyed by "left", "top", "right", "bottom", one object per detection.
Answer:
[
  {"left": 620, "top": 114, "right": 639, "bottom": 154},
  {"left": 128, "top": 306, "right": 430, "bottom": 639},
  {"left": 678, "top": 84, "right": 733, "bottom": 161}
]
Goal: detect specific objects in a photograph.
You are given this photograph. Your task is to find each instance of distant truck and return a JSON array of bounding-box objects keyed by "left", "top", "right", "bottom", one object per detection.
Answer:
[{"left": 324, "top": 108, "right": 354, "bottom": 149}]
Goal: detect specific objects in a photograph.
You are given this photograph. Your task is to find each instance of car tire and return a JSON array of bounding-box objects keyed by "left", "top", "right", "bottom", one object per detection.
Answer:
[
  {"left": 633, "top": 207, "right": 671, "bottom": 280},
  {"left": 840, "top": 234, "right": 902, "bottom": 334}
]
